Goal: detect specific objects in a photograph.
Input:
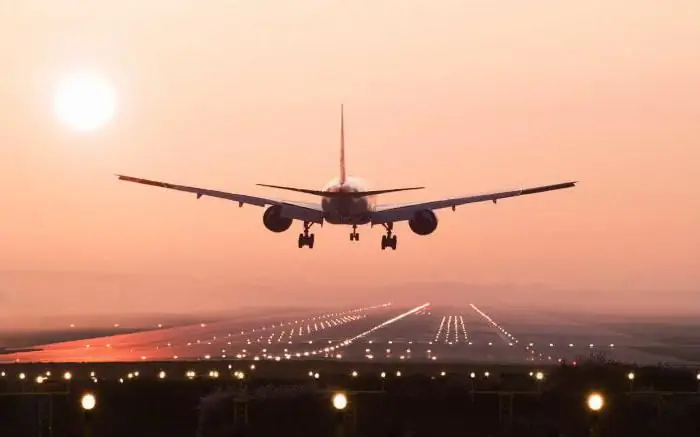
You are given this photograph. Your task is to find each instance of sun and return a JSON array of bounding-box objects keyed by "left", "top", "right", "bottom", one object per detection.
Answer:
[{"left": 53, "top": 71, "right": 117, "bottom": 132}]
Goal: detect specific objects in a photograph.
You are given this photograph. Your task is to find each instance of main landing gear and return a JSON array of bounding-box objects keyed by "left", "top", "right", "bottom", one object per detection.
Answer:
[
  {"left": 349, "top": 225, "right": 360, "bottom": 241},
  {"left": 298, "top": 222, "right": 315, "bottom": 249},
  {"left": 381, "top": 222, "right": 397, "bottom": 250}
]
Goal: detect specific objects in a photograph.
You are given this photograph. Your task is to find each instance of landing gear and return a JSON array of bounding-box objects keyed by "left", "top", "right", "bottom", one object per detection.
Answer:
[
  {"left": 349, "top": 225, "right": 360, "bottom": 241},
  {"left": 380, "top": 222, "right": 397, "bottom": 250},
  {"left": 298, "top": 222, "right": 315, "bottom": 249}
]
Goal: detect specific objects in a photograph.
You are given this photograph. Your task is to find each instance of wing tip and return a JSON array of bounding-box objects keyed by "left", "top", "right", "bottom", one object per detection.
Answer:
[{"left": 115, "top": 174, "right": 136, "bottom": 182}]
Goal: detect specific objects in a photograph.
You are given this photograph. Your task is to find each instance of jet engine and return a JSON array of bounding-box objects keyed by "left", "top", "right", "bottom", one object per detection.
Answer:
[
  {"left": 408, "top": 209, "right": 438, "bottom": 235},
  {"left": 262, "top": 205, "right": 293, "bottom": 232}
]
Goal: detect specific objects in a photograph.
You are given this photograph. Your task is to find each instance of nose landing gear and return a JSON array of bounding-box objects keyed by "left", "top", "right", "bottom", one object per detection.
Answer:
[
  {"left": 298, "top": 222, "right": 315, "bottom": 248},
  {"left": 380, "top": 222, "right": 397, "bottom": 250},
  {"left": 350, "top": 224, "right": 360, "bottom": 241}
]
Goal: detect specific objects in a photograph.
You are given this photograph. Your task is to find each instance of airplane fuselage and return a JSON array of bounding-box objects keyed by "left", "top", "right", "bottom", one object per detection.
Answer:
[{"left": 320, "top": 177, "right": 375, "bottom": 225}]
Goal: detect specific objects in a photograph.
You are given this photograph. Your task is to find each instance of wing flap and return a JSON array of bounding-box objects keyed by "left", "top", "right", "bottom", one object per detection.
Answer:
[
  {"left": 116, "top": 174, "right": 324, "bottom": 223},
  {"left": 371, "top": 181, "right": 576, "bottom": 224}
]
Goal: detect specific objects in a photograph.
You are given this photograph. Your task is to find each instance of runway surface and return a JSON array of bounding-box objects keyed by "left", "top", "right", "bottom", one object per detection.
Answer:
[{"left": 2, "top": 303, "right": 699, "bottom": 365}]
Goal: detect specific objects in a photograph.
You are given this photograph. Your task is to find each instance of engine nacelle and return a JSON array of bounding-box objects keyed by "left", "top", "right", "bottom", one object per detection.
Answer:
[
  {"left": 262, "top": 205, "right": 293, "bottom": 233},
  {"left": 408, "top": 209, "right": 438, "bottom": 235}
]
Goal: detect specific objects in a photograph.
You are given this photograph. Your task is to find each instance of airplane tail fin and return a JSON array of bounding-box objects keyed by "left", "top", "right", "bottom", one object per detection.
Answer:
[
  {"left": 340, "top": 104, "right": 346, "bottom": 185},
  {"left": 257, "top": 104, "right": 425, "bottom": 197}
]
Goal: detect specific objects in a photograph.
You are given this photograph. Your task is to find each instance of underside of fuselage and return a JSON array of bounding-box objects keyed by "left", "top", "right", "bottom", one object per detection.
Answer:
[{"left": 321, "top": 177, "right": 375, "bottom": 225}]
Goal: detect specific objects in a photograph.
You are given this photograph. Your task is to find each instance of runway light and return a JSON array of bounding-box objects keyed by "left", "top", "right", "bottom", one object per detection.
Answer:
[
  {"left": 81, "top": 393, "right": 96, "bottom": 411},
  {"left": 331, "top": 392, "right": 348, "bottom": 410},
  {"left": 586, "top": 392, "right": 604, "bottom": 412},
  {"left": 627, "top": 372, "right": 635, "bottom": 381}
]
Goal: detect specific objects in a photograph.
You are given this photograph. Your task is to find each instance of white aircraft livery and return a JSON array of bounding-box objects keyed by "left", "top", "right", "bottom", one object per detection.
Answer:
[{"left": 117, "top": 105, "right": 576, "bottom": 250}]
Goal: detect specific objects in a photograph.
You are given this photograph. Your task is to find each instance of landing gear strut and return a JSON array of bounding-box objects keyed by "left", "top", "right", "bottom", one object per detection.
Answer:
[
  {"left": 380, "top": 222, "right": 397, "bottom": 250},
  {"left": 298, "top": 222, "right": 315, "bottom": 249},
  {"left": 349, "top": 225, "right": 360, "bottom": 241}
]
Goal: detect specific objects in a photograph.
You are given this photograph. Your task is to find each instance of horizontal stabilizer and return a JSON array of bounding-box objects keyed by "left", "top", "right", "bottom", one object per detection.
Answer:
[{"left": 257, "top": 184, "right": 424, "bottom": 198}]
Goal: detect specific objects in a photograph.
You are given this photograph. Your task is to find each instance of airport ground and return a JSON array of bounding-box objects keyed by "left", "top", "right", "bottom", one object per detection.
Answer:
[
  {"left": 2, "top": 302, "right": 700, "bottom": 366},
  {"left": 2, "top": 303, "right": 700, "bottom": 437}
]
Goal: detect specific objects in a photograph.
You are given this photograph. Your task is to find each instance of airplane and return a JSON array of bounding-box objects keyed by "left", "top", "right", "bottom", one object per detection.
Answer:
[{"left": 116, "top": 105, "right": 576, "bottom": 250}]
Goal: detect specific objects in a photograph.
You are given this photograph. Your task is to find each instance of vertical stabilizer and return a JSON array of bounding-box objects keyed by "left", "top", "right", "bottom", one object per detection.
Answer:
[{"left": 339, "top": 104, "right": 346, "bottom": 185}]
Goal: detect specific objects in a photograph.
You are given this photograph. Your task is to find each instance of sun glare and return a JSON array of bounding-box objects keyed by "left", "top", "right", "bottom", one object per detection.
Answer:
[{"left": 53, "top": 71, "right": 117, "bottom": 132}]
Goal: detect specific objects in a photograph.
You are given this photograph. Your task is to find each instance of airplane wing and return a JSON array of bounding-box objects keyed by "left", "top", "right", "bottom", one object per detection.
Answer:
[
  {"left": 116, "top": 175, "right": 324, "bottom": 224},
  {"left": 370, "top": 181, "right": 576, "bottom": 224}
]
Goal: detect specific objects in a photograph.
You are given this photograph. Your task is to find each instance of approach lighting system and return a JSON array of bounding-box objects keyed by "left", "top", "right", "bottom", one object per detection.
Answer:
[
  {"left": 81, "top": 393, "right": 97, "bottom": 411},
  {"left": 586, "top": 392, "right": 604, "bottom": 412},
  {"left": 332, "top": 392, "right": 348, "bottom": 411}
]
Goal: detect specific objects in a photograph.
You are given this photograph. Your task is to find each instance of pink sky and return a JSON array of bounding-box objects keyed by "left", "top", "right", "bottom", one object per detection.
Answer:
[{"left": 0, "top": 1, "right": 698, "bottom": 318}]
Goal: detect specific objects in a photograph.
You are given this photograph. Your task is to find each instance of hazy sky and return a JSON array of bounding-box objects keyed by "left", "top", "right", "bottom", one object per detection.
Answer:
[{"left": 1, "top": 1, "right": 698, "bottom": 316}]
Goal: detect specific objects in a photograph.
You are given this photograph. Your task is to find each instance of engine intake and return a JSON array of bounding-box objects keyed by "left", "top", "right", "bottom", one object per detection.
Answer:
[
  {"left": 408, "top": 209, "right": 438, "bottom": 235},
  {"left": 263, "top": 205, "right": 293, "bottom": 233}
]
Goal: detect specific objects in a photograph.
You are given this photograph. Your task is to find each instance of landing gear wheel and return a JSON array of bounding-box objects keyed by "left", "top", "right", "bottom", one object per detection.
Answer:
[
  {"left": 380, "top": 223, "right": 397, "bottom": 250},
  {"left": 381, "top": 235, "right": 397, "bottom": 250},
  {"left": 298, "top": 233, "right": 315, "bottom": 248},
  {"left": 298, "top": 222, "right": 315, "bottom": 249}
]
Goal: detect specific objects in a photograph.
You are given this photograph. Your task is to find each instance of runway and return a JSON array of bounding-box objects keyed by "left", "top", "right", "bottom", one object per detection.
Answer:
[{"left": 2, "top": 303, "right": 699, "bottom": 365}]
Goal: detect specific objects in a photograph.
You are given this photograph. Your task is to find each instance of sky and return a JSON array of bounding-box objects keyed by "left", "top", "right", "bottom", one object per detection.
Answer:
[{"left": 0, "top": 0, "right": 699, "bottom": 318}]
